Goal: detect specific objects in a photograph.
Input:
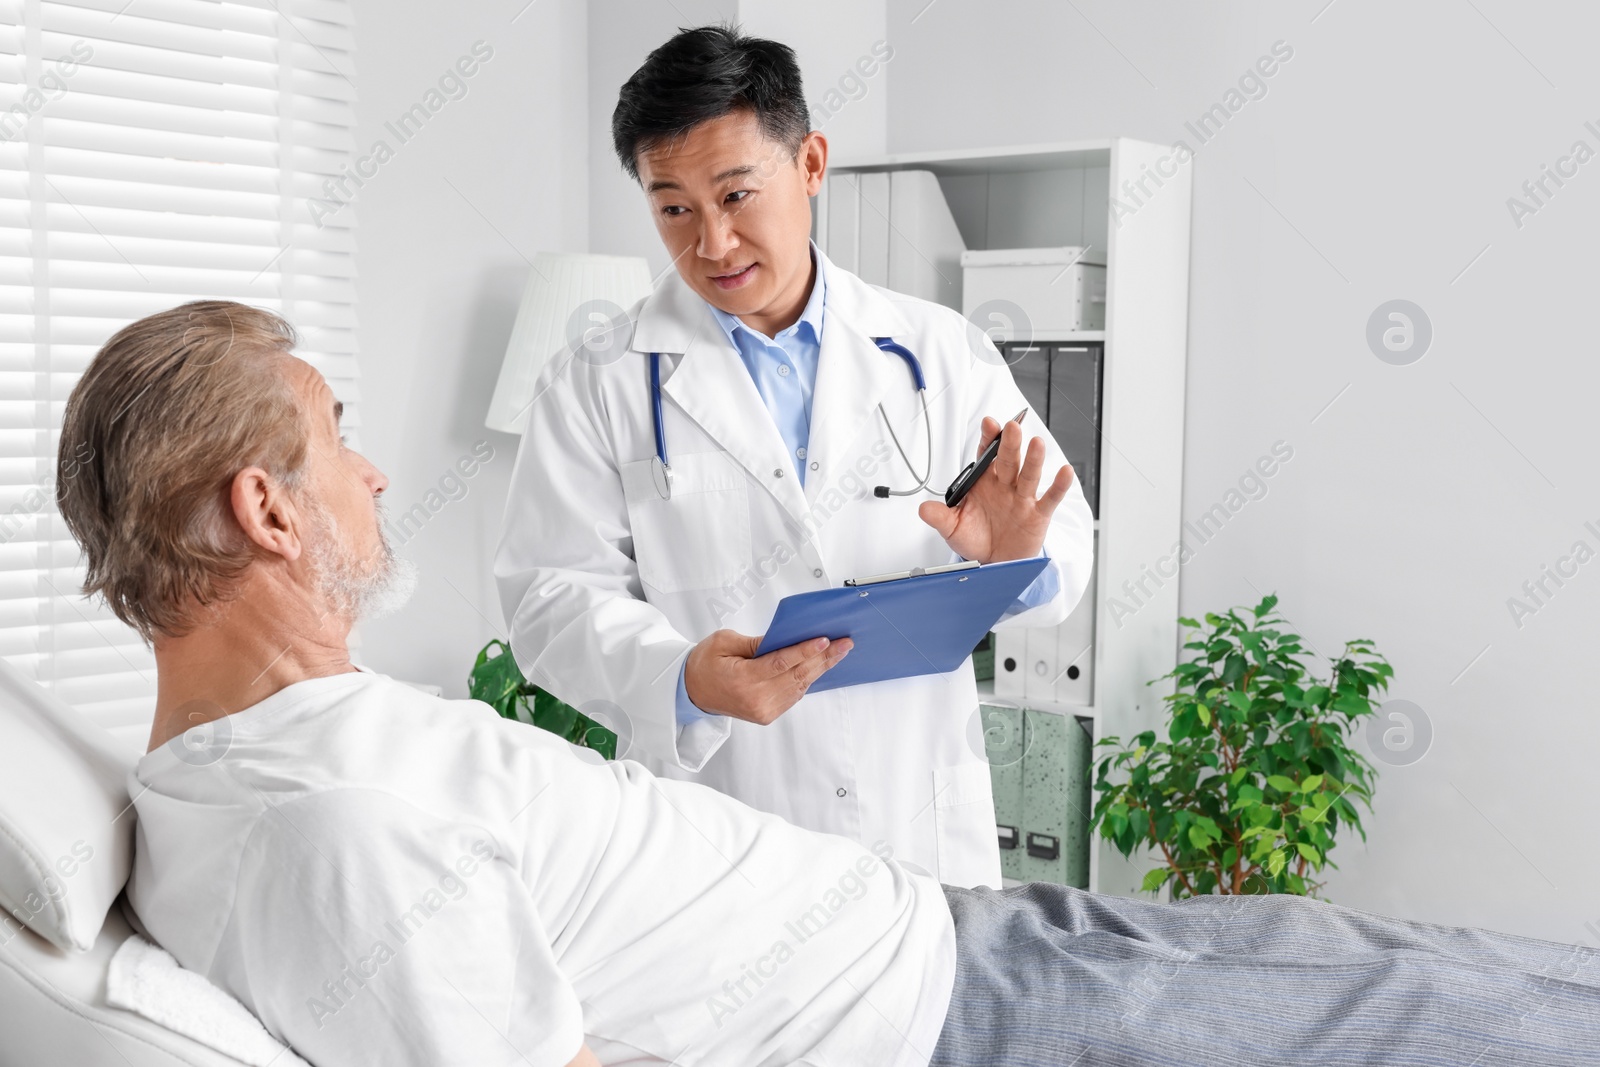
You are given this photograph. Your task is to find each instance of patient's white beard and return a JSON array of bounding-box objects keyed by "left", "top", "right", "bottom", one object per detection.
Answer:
[{"left": 305, "top": 501, "right": 417, "bottom": 622}]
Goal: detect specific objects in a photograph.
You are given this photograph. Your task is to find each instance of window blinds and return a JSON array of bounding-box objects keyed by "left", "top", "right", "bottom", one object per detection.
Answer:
[{"left": 0, "top": 0, "right": 357, "bottom": 744}]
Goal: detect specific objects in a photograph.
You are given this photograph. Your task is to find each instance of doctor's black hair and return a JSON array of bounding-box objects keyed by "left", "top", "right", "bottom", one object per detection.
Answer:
[{"left": 612, "top": 24, "right": 810, "bottom": 181}]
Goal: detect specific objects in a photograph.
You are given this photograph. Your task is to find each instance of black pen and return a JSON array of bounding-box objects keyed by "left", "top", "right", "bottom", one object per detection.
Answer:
[{"left": 943, "top": 408, "right": 1028, "bottom": 508}]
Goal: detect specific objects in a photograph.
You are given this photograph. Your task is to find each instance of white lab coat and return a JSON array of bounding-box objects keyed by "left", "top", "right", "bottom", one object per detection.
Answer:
[{"left": 494, "top": 250, "right": 1094, "bottom": 888}]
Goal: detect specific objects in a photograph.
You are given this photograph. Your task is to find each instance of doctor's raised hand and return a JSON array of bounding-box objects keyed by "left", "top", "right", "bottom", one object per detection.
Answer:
[{"left": 920, "top": 415, "right": 1076, "bottom": 563}]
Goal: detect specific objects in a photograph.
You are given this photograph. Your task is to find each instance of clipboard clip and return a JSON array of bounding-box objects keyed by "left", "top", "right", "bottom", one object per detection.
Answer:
[{"left": 843, "top": 559, "right": 981, "bottom": 587}]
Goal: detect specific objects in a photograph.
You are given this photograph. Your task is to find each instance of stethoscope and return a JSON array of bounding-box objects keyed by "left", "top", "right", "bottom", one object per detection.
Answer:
[{"left": 648, "top": 337, "right": 934, "bottom": 501}]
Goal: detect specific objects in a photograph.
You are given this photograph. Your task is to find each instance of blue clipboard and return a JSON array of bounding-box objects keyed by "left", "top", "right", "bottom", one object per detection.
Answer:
[{"left": 754, "top": 557, "right": 1049, "bottom": 693}]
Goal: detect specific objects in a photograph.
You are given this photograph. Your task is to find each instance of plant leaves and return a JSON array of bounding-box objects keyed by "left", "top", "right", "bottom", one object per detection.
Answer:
[{"left": 1086, "top": 596, "right": 1384, "bottom": 901}]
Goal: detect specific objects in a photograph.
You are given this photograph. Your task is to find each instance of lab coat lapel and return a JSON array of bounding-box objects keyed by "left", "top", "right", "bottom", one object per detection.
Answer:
[
  {"left": 632, "top": 271, "right": 809, "bottom": 522},
  {"left": 806, "top": 256, "right": 914, "bottom": 506}
]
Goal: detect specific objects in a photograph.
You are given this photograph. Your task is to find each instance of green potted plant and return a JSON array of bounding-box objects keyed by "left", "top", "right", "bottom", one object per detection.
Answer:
[
  {"left": 468, "top": 639, "right": 619, "bottom": 759},
  {"left": 1090, "top": 595, "right": 1392, "bottom": 898}
]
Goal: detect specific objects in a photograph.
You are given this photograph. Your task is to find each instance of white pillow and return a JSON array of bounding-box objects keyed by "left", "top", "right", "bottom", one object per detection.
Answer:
[{"left": 0, "top": 656, "right": 134, "bottom": 951}]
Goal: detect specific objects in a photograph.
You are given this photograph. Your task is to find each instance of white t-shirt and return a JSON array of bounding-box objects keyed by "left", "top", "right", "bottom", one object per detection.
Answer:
[{"left": 127, "top": 670, "right": 956, "bottom": 1067}]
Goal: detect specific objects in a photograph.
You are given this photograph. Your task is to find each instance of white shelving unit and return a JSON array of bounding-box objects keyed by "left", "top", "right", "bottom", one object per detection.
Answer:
[{"left": 819, "top": 138, "right": 1192, "bottom": 897}]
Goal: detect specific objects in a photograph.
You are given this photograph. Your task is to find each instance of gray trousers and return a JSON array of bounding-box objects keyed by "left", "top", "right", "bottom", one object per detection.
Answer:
[{"left": 930, "top": 883, "right": 1600, "bottom": 1066}]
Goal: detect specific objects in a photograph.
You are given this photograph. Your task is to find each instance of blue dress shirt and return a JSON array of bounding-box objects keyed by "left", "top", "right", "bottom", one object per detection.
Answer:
[
  {"left": 674, "top": 248, "right": 1058, "bottom": 725},
  {"left": 705, "top": 252, "right": 827, "bottom": 483}
]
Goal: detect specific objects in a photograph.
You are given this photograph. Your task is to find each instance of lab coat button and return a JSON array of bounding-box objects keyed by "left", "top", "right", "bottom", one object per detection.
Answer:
[
  {"left": 774, "top": 468, "right": 784, "bottom": 478},
  {"left": 836, "top": 787, "right": 847, "bottom": 798},
  {"left": 813, "top": 568, "right": 823, "bottom": 578},
  {"left": 810, "top": 461, "right": 819, "bottom": 471}
]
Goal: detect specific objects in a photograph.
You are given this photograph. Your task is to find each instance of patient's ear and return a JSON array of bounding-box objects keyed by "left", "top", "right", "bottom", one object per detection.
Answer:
[{"left": 230, "top": 466, "right": 303, "bottom": 562}]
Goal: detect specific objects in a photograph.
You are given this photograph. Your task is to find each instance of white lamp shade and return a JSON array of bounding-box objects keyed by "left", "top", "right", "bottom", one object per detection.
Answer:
[{"left": 486, "top": 252, "right": 654, "bottom": 434}]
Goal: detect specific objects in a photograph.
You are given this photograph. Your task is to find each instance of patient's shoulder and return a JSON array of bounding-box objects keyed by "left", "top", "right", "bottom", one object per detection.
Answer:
[
  {"left": 332, "top": 670, "right": 573, "bottom": 760},
  {"left": 245, "top": 783, "right": 500, "bottom": 856},
  {"left": 262, "top": 670, "right": 604, "bottom": 821},
  {"left": 291, "top": 668, "right": 515, "bottom": 742}
]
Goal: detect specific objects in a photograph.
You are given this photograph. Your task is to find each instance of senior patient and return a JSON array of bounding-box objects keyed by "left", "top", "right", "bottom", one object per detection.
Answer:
[{"left": 62, "top": 302, "right": 1600, "bottom": 1067}]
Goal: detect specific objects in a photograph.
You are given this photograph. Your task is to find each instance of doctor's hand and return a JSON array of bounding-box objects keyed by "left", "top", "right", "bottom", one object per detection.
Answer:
[
  {"left": 684, "top": 631, "right": 854, "bottom": 725},
  {"left": 919, "top": 416, "right": 1075, "bottom": 564}
]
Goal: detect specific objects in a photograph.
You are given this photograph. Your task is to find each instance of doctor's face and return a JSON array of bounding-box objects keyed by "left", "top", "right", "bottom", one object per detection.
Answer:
[{"left": 637, "top": 110, "right": 827, "bottom": 328}]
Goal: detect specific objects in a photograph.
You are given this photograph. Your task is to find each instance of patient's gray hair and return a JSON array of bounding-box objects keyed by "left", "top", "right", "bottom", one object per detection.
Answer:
[{"left": 56, "top": 301, "right": 308, "bottom": 641}]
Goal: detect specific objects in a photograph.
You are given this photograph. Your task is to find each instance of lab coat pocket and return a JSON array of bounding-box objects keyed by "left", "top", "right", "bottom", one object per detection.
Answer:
[
  {"left": 621, "top": 451, "right": 753, "bottom": 595},
  {"left": 931, "top": 761, "right": 1002, "bottom": 890}
]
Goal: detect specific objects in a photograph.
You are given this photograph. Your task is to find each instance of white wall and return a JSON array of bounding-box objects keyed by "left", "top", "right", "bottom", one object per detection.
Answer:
[
  {"left": 349, "top": 0, "right": 587, "bottom": 697},
  {"left": 884, "top": 0, "right": 1600, "bottom": 943}
]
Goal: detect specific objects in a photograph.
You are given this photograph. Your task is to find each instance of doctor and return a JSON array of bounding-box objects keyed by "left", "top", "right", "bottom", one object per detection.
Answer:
[{"left": 495, "top": 26, "right": 1094, "bottom": 887}]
